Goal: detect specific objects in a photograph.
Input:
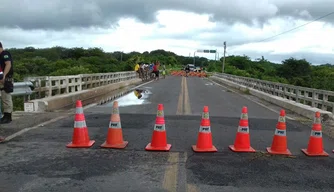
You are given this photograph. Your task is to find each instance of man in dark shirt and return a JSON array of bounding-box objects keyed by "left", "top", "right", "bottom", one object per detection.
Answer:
[
  {"left": 0, "top": 42, "right": 14, "bottom": 124},
  {"left": 185, "top": 65, "right": 190, "bottom": 77}
]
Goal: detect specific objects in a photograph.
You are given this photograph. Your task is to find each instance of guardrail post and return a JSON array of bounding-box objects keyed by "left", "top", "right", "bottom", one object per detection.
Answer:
[
  {"left": 78, "top": 75, "right": 82, "bottom": 91},
  {"left": 296, "top": 88, "right": 300, "bottom": 103},
  {"left": 47, "top": 77, "right": 52, "bottom": 97},
  {"left": 65, "top": 77, "right": 69, "bottom": 93},
  {"left": 322, "top": 93, "right": 327, "bottom": 111},
  {"left": 311, "top": 91, "right": 316, "bottom": 107}
]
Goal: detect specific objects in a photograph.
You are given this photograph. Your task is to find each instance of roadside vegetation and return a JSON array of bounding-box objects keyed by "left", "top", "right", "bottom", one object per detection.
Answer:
[{"left": 7, "top": 47, "right": 334, "bottom": 111}]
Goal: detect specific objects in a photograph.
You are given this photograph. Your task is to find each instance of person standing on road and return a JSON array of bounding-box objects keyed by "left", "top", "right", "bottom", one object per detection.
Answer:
[
  {"left": 139, "top": 63, "right": 145, "bottom": 81},
  {"left": 134, "top": 63, "right": 140, "bottom": 78},
  {"left": 161, "top": 64, "right": 166, "bottom": 79},
  {"left": 0, "top": 42, "right": 14, "bottom": 124},
  {"left": 185, "top": 65, "right": 190, "bottom": 77},
  {"left": 153, "top": 61, "right": 160, "bottom": 80}
]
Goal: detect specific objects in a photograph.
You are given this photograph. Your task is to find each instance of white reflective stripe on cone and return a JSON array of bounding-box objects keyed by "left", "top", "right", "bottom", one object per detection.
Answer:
[
  {"left": 76, "top": 107, "right": 83, "bottom": 114},
  {"left": 109, "top": 121, "right": 121, "bottom": 129},
  {"left": 310, "top": 130, "right": 322, "bottom": 138},
  {"left": 112, "top": 107, "right": 119, "bottom": 114},
  {"left": 154, "top": 124, "right": 165, "bottom": 131},
  {"left": 202, "top": 112, "right": 209, "bottom": 119},
  {"left": 74, "top": 120, "right": 87, "bottom": 128},
  {"left": 237, "top": 126, "right": 249, "bottom": 133},
  {"left": 240, "top": 113, "right": 248, "bottom": 120},
  {"left": 157, "top": 110, "right": 164, "bottom": 117},
  {"left": 314, "top": 117, "right": 321, "bottom": 124},
  {"left": 199, "top": 125, "right": 211, "bottom": 133},
  {"left": 274, "top": 129, "right": 286, "bottom": 136},
  {"left": 278, "top": 116, "right": 285, "bottom": 123}
]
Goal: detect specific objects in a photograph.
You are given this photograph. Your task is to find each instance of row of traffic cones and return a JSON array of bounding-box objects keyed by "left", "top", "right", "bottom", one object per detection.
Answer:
[
  {"left": 193, "top": 106, "right": 330, "bottom": 156},
  {"left": 192, "top": 106, "right": 329, "bottom": 156},
  {"left": 66, "top": 100, "right": 128, "bottom": 149},
  {"left": 66, "top": 100, "right": 170, "bottom": 150},
  {"left": 66, "top": 100, "right": 330, "bottom": 157},
  {"left": 170, "top": 70, "right": 207, "bottom": 77}
]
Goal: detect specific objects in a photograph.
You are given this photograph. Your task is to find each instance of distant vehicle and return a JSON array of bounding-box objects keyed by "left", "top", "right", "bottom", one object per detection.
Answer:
[
  {"left": 194, "top": 67, "right": 201, "bottom": 72},
  {"left": 185, "top": 64, "right": 195, "bottom": 71}
]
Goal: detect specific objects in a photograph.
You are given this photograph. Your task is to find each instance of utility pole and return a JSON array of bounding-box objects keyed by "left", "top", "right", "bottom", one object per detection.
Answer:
[
  {"left": 193, "top": 51, "right": 196, "bottom": 65},
  {"left": 222, "top": 41, "right": 226, "bottom": 73},
  {"left": 215, "top": 49, "right": 217, "bottom": 61}
]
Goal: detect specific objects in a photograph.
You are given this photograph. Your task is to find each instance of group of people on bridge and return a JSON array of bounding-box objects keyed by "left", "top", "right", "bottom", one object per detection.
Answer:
[{"left": 134, "top": 61, "right": 166, "bottom": 81}]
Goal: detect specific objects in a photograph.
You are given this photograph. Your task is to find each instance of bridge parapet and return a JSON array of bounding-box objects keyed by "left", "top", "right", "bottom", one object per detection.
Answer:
[
  {"left": 213, "top": 73, "right": 334, "bottom": 114},
  {"left": 24, "top": 71, "right": 137, "bottom": 100}
]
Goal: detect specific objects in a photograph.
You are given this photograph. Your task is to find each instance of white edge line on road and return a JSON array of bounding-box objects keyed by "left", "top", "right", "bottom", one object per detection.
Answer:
[
  {"left": 132, "top": 80, "right": 154, "bottom": 89},
  {"left": 3, "top": 115, "right": 69, "bottom": 142},
  {"left": 208, "top": 78, "right": 295, "bottom": 120},
  {"left": 2, "top": 80, "right": 154, "bottom": 143}
]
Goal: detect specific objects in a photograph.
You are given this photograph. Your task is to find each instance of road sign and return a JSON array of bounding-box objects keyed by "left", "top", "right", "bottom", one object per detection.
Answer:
[{"left": 197, "top": 49, "right": 216, "bottom": 53}]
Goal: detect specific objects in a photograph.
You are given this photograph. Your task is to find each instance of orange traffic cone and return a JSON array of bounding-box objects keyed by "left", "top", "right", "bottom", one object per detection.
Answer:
[
  {"left": 101, "top": 101, "right": 128, "bottom": 149},
  {"left": 266, "top": 110, "right": 291, "bottom": 155},
  {"left": 192, "top": 106, "right": 217, "bottom": 152},
  {"left": 145, "top": 104, "right": 172, "bottom": 151},
  {"left": 301, "top": 111, "right": 329, "bottom": 156},
  {"left": 66, "top": 100, "right": 95, "bottom": 148},
  {"left": 229, "top": 106, "right": 256, "bottom": 152}
]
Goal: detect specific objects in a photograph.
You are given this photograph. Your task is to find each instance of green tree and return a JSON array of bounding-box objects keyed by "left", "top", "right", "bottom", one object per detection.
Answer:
[{"left": 278, "top": 58, "right": 312, "bottom": 87}]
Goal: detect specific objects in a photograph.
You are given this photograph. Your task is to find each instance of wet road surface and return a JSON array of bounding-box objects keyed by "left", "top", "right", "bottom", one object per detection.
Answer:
[{"left": 1, "top": 76, "right": 334, "bottom": 192}]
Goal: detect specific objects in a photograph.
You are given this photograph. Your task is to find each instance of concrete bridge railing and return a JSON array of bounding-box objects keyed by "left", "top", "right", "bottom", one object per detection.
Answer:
[
  {"left": 23, "top": 71, "right": 139, "bottom": 112},
  {"left": 212, "top": 73, "right": 334, "bottom": 115},
  {"left": 24, "top": 71, "right": 137, "bottom": 100}
]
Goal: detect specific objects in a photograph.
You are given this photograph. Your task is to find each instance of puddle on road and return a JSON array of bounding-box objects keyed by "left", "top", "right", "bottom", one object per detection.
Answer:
[{"left": 105, "top": 89, "right": 152, "bottom": 107}]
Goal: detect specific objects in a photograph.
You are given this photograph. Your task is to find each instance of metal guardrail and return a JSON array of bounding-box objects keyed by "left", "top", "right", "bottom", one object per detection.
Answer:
[
  {"left": 0, "top": 81, "right": 35, "bottom": 117},
  {"left": 12, "top": 82, "right": 35, "bottom": 96},
  {"left": 213, "top": 73, "right": 334, "bottom": 114}
]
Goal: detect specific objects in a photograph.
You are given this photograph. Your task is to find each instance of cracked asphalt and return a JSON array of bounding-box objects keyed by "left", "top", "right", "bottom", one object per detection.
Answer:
[{"left": 1, "top": 76, "right": 334, "bottom": 192}]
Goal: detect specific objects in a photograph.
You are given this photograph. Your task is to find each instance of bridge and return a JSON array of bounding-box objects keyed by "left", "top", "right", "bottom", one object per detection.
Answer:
[{"left": 1, "top": 72, "right": 334, "bottom": 192}]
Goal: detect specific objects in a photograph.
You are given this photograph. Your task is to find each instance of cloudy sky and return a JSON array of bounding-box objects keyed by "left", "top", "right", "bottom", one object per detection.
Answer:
[{"left": 1, "top": 0, "right": 334, "bottom": 64}]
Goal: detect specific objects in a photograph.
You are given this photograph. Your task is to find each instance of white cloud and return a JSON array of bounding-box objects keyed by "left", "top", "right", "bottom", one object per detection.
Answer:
[
  {"left": 156, "top": 10, "right": 216, "bottom": 33},
  {"left": 231, "top": 19, "right": 334, "bottom": 56},
  {"left": 1, "top": 8, "right": 334, "bottom": 65}
]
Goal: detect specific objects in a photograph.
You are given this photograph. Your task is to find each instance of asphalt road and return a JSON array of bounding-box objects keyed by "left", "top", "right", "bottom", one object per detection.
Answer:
[{"left": 1, "top": 76, "right": 334, "bottom": 192}]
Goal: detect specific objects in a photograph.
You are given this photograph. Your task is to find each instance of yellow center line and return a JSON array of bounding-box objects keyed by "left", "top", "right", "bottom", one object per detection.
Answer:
[
  {"left": 163, "top": 76, "right": 199, "bottom": 192},
  {"left": 165, "top": 77, "right": 183, "bottom": 191},
  {"left": 183, "top": 77, "right": 192, "bottom": 115},
  {"left": 176, "top": 76, "right": 184, "bottom": 115},
  {"left": 183, "top": 78, "right": 199, "bottom": 191},
  {"left": 162, "top": 152, "right": 180, "bottom": 192}
]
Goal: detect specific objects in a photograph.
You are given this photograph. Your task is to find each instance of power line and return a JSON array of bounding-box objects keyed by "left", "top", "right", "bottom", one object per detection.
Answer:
[{"left": 258, "top": 11, "right": 334, "bottom": 43}]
